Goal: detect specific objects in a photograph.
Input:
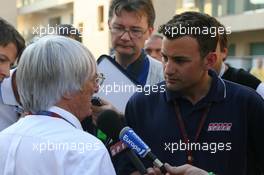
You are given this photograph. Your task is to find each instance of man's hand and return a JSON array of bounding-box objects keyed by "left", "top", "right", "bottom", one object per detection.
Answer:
[
  {"left": 91, "top": 98, "right": 122, "bottom": 124},
  {"left": 164, "top": 163, "right": 208, "bottom": 175},
  {"left": 145, "top": 164, "right": 208, "bottom": 175}
]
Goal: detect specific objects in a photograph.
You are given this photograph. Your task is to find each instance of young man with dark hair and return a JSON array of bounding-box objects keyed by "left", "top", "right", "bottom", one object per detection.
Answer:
[
  {"left": 0, "top": 17, "right": 25, "bottom": 131},
  {"left": 0, "top": 18, "right": 25, "bottom": 76},
  {"left": 123, "top": 12, "right": 264, "bottom": 175}
]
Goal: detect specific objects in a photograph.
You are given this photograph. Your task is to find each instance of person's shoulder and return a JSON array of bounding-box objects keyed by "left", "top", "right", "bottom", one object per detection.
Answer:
[
  {"left": 235, "top": 67, "right": 260, "bottom": 80},
  {"left": 224, "top": 66, "right": 261, "bottom": 89},
  {"left": 224, "top": 79, "right": 263, "bottom": 100},
  {"left": 146, "top": 55, "right": 164, "bottom": 84},
  {"left": 147, "top": 55, "right": 162, "bottom": 67}
]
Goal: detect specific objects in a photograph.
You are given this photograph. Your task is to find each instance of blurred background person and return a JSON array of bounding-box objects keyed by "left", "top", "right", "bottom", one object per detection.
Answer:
[
  {"left": 144, "top": 34, "right": 163, "bottom": 61},
  {"left": 208, "top": 15, "right": 264, "bottom": 100},
  {"left": 56, "top": 24, "right": 82, "bottom": 43},
  {"left": 250, "top": 58, "right": 264, "bottom": 82}
]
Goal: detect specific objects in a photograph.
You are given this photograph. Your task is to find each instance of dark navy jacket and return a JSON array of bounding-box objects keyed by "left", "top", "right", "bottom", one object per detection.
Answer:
[{"left": 125, "top": 70, "right": 264, "bottom": 175}]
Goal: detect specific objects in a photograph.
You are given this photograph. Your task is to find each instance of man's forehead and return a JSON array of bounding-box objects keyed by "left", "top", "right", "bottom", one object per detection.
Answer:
[
  {"left": 161, "top": 37, "right": 200, "bottom": 54},
  {"left": 112, "top": 10, "right": 148, "bottom": 23},
  {"left": 0, "top": 43, "right": 18, "bottom": 62}
]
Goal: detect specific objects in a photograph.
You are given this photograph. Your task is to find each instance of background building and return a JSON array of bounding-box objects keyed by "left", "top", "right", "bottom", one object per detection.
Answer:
[
  {"left": 15, "top": 0, "right": 176, "bottom": 58},
  {"left": 176, "top": 0, "right": 264, "bottom": 70},
  {"left": 1, "top": 0, "right": 264, "bottom": 70},
  {"left": 1, "top": 0, "right": 17, "bottom": 26}
]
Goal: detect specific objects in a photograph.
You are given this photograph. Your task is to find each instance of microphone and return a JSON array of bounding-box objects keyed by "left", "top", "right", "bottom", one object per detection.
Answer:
[
  {"left": 119, "top": 126, "right": 167, "bottom": 174},
  {"left": 97, "top": 110, "right": 147, "bottom": 175}
]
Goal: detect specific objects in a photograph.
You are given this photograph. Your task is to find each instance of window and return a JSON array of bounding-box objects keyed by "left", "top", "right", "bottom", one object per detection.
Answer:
[
  {"left": 250, "top": 42, "right": 264, "bottom": 56},
  {"left": 228, "top": 44, "right": 236, "bottom": 56},
  {"left": 98, "top": 5, "right": 104, "bottom": 31},
  {"left": 70, "top": 13, "right": 74, "bottom": 24},
  {"left": 245, "top": 0, "right": 264, "bottom": 11},
  {"left": 78, "top": 22, "right": 84, "bottom": 35},
  {"left": 49, "top": 17, "right": 61, "bottom": 27}
]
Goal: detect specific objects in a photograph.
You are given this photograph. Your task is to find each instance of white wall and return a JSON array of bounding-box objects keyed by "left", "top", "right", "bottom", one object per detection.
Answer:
[
  {"left": 74, "top": 0, "right": 110, "bottom": 59},
  {"left": 0, "top": 0, "right": 17, "bottom": 26}
]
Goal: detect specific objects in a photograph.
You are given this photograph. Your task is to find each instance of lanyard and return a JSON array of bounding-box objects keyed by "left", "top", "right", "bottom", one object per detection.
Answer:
[
  {"left": 173, "top": 101, "right": 211, "bottom": 164},
  {"left": 36, "top": 111, "right": 76, "bottom": 128}
]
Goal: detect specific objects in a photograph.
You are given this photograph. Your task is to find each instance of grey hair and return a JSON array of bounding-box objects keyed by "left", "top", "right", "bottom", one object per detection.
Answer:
[{"left": 16, "top": 35, "right": 97, "bottom": 113}]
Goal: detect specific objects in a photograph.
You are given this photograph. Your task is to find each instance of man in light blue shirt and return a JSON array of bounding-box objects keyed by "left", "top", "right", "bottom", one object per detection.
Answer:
[{"left": 0, "top": 17, "right": 25, "bottom": 131}]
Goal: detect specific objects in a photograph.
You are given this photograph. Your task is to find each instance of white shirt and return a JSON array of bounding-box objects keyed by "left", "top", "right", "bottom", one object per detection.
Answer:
[
  {"left": 0, "top": 69, "right": 20, "bottom": 131},
  {"left": 146, "top": 55, "right": 164, "bottom": 85},
  {"left": 0, "top": 106, "right": 116, "bottom": 175},
  {"left": 256, "top": 82, "right": 264, "bottom": 99}
]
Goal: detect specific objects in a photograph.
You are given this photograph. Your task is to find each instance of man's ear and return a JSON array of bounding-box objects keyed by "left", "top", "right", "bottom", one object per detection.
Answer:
[
  {"left": 108, "top": 20, "right": 111, "bottom": 29},
  {"left": 204, "top": 52, "right": 217, "bottom": 70},
  {"left": 147, "top": 27, "right": 154, "bottom": 37},
  {"left": 222, "top": 48, "right": 228, "bottom": 61},
  {"left": 62, "top": 92, "right": 73, "bottom": 100}
]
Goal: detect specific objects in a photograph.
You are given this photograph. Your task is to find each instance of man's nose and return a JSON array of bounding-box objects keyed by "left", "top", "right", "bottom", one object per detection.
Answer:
[
  {"left": 164, "top": 59, "right": 175, "bottom": 75},
  {"left": 94, "top": 83, "right": 100, "bottom": 93},
  {"left": 0, "top": 64, "right": 11, "bottom": 78},
  {"left": 120, "top": 31, "right": 131, "bottom": 41}
]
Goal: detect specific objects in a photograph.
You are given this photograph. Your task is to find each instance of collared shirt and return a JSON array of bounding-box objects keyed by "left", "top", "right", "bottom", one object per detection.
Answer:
[
  {"left": 112, "top": 50, "right": 164, "bottom": 86},
  {"left": 222, "top": 66, "right": 264, "bottom": 99},
  {"left": 0, "top": 106, "right": 116, "bottom": 175},
  {"left": 125, "top": 70, "right": 264, "bottom": 175},
  {"left": 0, "top": 69, "right": 21, "bottom": 131}
]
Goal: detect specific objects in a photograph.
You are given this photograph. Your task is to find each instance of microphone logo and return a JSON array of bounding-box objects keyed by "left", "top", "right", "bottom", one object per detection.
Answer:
[
  {"left": 119, "top": 127, "right": 150, "bottom": 158},
  {"left": 109, "top": 141, "right": 127, "bottom": 156}
]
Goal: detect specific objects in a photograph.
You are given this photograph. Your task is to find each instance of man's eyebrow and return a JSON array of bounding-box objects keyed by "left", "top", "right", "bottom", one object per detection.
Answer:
[
  {"left": 112, "top": 23, "right": 143, "bottom": 29},
  {"left": 112, "top": 22, "right": 122, "bottom": 26},
  {"left": 171, "top": 56, "right": 191, "bottom": 60},
  {"left": 0, "top": 53, "right": 9, "bottom": 60},
  {"left": 161, "top": 53, "right": 191, "bottom": 60}
]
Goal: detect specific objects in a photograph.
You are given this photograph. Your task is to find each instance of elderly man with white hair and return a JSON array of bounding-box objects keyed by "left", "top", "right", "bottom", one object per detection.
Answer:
[{"left": 0, "top": 35, "right": 116, "bottom": 175}]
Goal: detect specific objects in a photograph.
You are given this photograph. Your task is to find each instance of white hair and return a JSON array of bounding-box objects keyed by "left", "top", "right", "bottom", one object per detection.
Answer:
[{"left": 17, "top": 35, "right": 97, "bottom": 113}]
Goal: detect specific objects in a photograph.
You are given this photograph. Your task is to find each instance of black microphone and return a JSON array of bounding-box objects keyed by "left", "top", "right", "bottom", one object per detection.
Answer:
[{"left": 97, "top": 110, "right": 147, "bottom": 175}]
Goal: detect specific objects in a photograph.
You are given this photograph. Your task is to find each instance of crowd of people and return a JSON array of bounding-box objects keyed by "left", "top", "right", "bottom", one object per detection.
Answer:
[{"left": 0, "top": 0, "right": 264, "bottom": 175}]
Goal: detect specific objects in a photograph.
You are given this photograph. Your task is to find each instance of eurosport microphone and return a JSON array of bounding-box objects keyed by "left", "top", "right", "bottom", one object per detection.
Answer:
[
  {"left": 97, "top": 110, "right": 147, "bottom": 175},
  {"left": 119, "top": 126, "right": 167, "bottom": 174}
]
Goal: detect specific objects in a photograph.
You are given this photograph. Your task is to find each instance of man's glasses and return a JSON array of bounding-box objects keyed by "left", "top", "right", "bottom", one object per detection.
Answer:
[
  {"left": 109, "top": 26, "right": 148, "bottom": 39},
  {"left": 95, "top": 73, "right": 105, "bottom": 86}
]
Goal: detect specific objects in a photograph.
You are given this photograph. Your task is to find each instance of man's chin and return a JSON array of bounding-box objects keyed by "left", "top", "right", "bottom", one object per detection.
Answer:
[
  {"left": 118, "top": 51, "right": 135, "bottom": 59},
  {"left": 166, "top": 83, "right": 179, "bottom": 91},
  {"left": 116, "top": 47, "right": 135, "bottom": 56}
]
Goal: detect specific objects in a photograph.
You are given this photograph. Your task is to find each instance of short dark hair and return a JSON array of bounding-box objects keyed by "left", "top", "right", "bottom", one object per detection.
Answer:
[
  {"left": 56, "top": 24, "right": 82, "bottom": 42},
  {"left": 200, "top": 14, "right": 228, "bottom": 52},
  {"left": 109, "top": 0, "right": 155, "bottom": 27},
  {"left": 0, "top": 18, "right": 25, "bottom": 62},
  {"left": 218, "top": 24, "right": 228, "bottom": 52},
  {"left": 159, "top": 11, "right": 219, "bottom": 59}
]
